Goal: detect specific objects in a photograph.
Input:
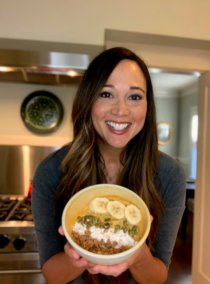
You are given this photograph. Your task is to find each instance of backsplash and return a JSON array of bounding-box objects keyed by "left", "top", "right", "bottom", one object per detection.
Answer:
[{"left": 0, "top": 145, "right": 58, "bottom": 195}]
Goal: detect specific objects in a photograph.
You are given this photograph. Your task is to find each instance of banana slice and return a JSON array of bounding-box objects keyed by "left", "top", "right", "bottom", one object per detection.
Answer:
[
  {"left": 125, "top": 204, "right": 141, "bottom": 225},
  {"left": 89, "top": 197, "right": 109, "bottom": 214},
  {"left": 107, "top": 201, "right": 125, "bottom": 219}
]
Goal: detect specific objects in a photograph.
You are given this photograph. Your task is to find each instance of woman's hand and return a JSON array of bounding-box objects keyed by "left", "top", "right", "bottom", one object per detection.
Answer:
[
  {"left": 86, "top": 243, "right": 147, "bottom": 277},
  {"left": 85, "top": 216, "right": 154, "bottom": 276},
  {"left": 58, "top": 225, "right": 141, "bottom": 276},
  {"left": 58, "top": 226, "right": 93, "bottom": 270},
  {"left": 58, "top": 216, "right": 154, "bottom": 277}
]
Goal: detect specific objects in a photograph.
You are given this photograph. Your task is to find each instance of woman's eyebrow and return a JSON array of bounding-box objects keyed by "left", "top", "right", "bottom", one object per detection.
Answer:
[
  {"left": 104, "top": 84, "right": 114, "bottom": 88},
  {"left": 130, "top": 86, "right": 146, "bottom": 94},
  {"left": 104, "top": 84, "right": 146, "bottom": 94}
]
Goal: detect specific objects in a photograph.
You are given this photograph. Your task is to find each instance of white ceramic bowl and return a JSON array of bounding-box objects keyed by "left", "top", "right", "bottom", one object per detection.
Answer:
[{"left": 62, "top": 184, "right": 151, "bottom": 265}]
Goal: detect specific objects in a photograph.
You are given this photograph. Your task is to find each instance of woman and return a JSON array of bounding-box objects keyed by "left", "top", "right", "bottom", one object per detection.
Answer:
[{"left": 32, "top": 47, "right": 186, "bottom": 284}]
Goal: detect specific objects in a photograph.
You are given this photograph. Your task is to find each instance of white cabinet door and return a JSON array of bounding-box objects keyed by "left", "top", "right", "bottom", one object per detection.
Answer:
[{"left": 192, "top": 72, "right": 210, "bottom": 283}]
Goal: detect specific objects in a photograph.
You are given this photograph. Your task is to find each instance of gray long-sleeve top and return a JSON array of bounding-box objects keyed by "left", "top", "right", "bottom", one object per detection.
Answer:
[{"left": 32, "top": 146, "right": 186, "bottom": 283}]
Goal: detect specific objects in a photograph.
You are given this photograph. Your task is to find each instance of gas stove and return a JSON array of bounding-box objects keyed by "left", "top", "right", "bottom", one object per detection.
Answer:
[
  {"left": 0, "top": 145, "right": 56, "bottom": 283},
  {"left": 0, "top": 195, "right": 45, "bottom": 284},
  {"left": 0, "top": 196, "right": 33, "bottom": 223},
  {"left": 0, "top": 195, "right": 35, "bottom": 252}
]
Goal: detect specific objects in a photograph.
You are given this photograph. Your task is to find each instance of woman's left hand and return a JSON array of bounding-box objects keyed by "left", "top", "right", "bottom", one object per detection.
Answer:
[
  {"left": 87, "top": 244, "right": 145, "bottom": 277},
  {"left": 87, "top": 262, "right": 128, "bottom": 277},
  {"left": 87, "top": 216, "right": 154, "bottom": 276}
]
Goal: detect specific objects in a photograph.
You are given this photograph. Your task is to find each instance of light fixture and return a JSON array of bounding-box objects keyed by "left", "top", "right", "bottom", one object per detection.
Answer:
[
  {"left": 66, "top": 70, "right": 80, "bottom": 77},
  {"left": 0, "top": 66, "right": 15, "bottom": 72}
]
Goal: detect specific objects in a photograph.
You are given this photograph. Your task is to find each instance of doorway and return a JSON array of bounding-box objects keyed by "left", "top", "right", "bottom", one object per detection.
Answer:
[{"left": 150, "top": 69, "right": 198, "bottom": 284}]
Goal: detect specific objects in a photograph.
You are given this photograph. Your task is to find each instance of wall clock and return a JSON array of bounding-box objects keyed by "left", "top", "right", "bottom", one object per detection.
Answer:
[{"left": 21, "top": 90, "right": 64, "bottom": 135}]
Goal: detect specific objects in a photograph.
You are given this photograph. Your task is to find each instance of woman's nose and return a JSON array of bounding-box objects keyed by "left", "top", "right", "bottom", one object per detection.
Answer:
[{"left": 111, "top": 98, "right": 130, "bottom": 116}]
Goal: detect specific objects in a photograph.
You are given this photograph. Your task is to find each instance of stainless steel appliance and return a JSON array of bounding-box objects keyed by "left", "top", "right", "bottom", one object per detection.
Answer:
[
  {"left": 0, "top": 145, "right": 59, "bottom": 284},
  {"left": 0, "top": 38, "right": 102, "bottom": 85}
]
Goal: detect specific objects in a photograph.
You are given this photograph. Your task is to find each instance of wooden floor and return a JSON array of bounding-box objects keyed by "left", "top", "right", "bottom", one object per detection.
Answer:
[{"left": 166, "top": 212, "right": 193, "bottom": 284}]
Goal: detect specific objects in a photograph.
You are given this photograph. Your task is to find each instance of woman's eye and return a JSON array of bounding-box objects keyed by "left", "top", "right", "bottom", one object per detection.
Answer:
[
  {"left": 129, "top": 94, "right": 142, "bottom": 100},
  {"left": 99, "top": 91, "right": 112, "bottom": 98}
]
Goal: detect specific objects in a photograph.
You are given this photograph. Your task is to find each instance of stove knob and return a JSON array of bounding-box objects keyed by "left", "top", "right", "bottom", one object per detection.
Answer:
[
  {"left": 0, "top": 234, "right": 10, "bottom": 248},
  {"left": 13, "top": 236, "right": 26, "bottom": 250}
]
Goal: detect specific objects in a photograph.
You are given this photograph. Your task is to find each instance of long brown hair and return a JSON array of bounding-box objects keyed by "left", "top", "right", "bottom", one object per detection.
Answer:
[{"left": 58, "top": 47, "right": 164, "bottom": 283}]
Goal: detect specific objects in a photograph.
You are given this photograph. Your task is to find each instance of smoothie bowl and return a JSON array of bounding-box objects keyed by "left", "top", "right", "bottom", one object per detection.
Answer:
[{"left": 62, "top": 184, "right": 151, "bottom": 265}]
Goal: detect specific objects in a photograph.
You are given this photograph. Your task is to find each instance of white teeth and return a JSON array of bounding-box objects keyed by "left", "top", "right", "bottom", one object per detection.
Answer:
[{"left": 107, "top": 121, "right": 129, "bottom": 130}]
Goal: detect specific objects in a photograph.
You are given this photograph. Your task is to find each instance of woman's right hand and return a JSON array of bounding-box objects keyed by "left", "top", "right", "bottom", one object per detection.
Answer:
[{"left": 58, "top": 226, "right": 92, "bottom": 270}]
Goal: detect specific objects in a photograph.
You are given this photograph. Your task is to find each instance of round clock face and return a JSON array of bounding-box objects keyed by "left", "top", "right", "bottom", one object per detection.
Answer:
[{"left": 21, "top": 90, "right": 64, "bottom": 134}]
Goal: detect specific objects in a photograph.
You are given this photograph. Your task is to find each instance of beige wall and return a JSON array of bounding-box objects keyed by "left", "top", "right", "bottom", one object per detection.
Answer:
[
  {"left": 0, "top": 0, "right": 209, "bottom": 45},
  {"left": 0, "top": 83, "right": 76, "bottom": 146}
]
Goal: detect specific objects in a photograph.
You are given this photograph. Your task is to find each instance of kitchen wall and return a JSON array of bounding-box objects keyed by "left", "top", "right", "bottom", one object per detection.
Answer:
[
  {"left": 0, "top": 0, "right": 204, "bottom": 175},
  {"left": 0, "top": 82, "right": 77, "bottom": 146},
  {"left": 0, "top": 0, "right": 209, "bottom": 46},
  {"left": 0, "top": 79, "right": 198, "bottom": 180}
]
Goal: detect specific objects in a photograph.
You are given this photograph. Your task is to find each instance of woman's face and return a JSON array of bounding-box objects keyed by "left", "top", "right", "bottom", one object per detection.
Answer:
[{"left": 91, "top": 59, "right": 147, "bottom": 150}]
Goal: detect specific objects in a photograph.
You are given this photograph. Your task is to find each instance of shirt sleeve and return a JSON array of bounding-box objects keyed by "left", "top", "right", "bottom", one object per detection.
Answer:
[
  {"left": 151, "top": 153, "right": 186, "bottom": 268},
  {"left": 31, "top": 150, "right": 66, "bottom": 267}
]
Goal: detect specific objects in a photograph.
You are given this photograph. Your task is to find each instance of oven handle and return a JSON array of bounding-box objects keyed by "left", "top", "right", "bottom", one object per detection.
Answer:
[{"left": 0, "top": 269, "right": 41, "bottom": 274}]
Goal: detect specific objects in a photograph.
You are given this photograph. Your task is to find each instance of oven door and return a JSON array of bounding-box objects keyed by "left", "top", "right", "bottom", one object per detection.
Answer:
[{"left": 0, "top": 252, "right": 46, "bottom": 284}]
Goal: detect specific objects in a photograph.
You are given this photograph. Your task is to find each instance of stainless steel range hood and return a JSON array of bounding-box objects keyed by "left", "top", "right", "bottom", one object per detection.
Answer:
[{"left": 0, "top": 38, "right": 103, "bottom": 85}]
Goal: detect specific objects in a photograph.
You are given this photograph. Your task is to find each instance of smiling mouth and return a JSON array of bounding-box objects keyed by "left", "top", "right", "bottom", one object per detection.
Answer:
[{"left": 106, "top": 121, "right": 130, "bottom": 131}]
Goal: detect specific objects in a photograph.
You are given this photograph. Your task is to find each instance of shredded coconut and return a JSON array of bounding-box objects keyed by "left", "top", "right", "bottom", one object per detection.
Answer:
[
  {"left": 72, "top": 222, "right": 87, "bottom": 235},
  {"left": 73, "top": 222, "right": 136, "bottom": 248}
]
